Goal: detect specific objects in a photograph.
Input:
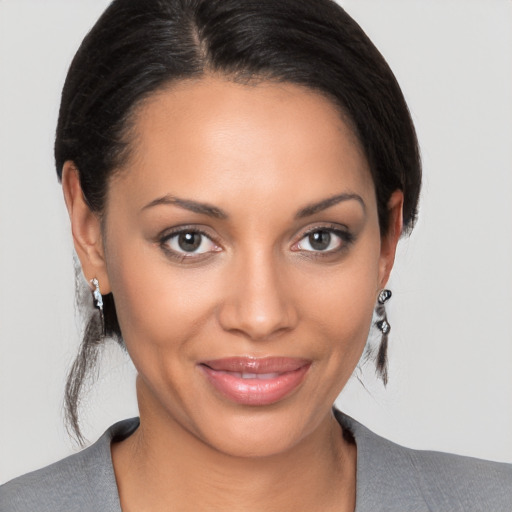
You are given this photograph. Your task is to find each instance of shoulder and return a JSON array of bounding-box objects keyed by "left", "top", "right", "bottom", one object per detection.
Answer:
[
  {"left": 0, "top": 418, "right": 139, "bottom": 512},
  {"left": 335, "top": 410, "right": 512, "bottom": 512}
]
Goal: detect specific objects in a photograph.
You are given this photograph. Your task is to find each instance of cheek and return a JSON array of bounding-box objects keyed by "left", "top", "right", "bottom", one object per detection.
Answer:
[
  {"left": 307, "top": 280, "right": 376, "bottom": 369},
  {"left": 104, "top": 230, "right": 220, "bottom": 359},
  {"left": 296, "top": 238, "right": 381, "bottom": 363}
]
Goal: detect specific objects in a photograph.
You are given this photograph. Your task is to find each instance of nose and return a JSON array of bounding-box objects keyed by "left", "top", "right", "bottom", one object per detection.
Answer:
[{"left": 217, "top": 251, "right": 298, "bottom": 341}]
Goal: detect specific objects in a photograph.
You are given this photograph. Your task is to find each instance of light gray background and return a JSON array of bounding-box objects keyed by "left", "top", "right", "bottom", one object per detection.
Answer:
[{"left": 1, "top": 0, "right": 511, "bottom": 484}]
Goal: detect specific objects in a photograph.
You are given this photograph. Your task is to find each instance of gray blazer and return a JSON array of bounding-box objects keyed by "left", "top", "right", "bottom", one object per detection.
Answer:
[{"left": 1, "top": 411, "right": 511, "bottom": 511}]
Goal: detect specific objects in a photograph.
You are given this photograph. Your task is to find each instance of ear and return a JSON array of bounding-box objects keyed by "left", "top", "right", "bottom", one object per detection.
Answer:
[
  {"left": 378, "top": 190, "right": 404, "bottom": 289},
  {"left": 62, "top": 161, "right": 111, "bottom": 294}
]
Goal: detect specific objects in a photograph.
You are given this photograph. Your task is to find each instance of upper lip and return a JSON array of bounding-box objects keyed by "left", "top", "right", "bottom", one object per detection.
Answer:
[{"left": 200, "top": 357, "right": 311, "bottom": 374}]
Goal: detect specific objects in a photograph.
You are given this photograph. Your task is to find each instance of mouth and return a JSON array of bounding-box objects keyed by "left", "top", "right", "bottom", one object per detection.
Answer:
[{"left": 198, "top": 357, "right": 311, "bottom": 406}]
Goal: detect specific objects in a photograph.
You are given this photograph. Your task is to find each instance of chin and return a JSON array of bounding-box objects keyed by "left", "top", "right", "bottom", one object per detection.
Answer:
[{"left": 187, "top": 398, "right": 333, "bottom": 460}]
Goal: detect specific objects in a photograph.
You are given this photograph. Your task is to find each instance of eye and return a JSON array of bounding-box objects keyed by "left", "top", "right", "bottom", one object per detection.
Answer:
[
  {"left": 295, "top": 228, "right": 351, "bottom": 253},
  {"left": 162, "top": 230, "right": 219, "bottom": 256}
]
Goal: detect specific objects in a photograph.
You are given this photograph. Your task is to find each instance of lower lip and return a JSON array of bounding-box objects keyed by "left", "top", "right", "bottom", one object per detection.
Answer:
[{"left": 199, "top": 364, "right": 310, "bottom": 406}]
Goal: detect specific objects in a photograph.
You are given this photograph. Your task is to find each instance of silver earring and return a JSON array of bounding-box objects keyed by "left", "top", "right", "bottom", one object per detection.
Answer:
[
  {"left": 90, "top": 278, "right": 105, "bottom": 336},
  {"left": 378, "top": 289, "right": 392, "bottom": 305},
  {"left": 375, "top": 289, "right": 392, "bottom": 385}
]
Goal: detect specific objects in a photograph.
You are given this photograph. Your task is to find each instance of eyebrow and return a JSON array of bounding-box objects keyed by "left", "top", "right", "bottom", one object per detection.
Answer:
[
  {"left": 142, "top": 192, "right": 365, "bottom": 220},
  {"left": 295, "top": 193, "right": 366, "bottom": 219},
  {"left": 141, "top": 195, "right": 228, "bottom": 219}
]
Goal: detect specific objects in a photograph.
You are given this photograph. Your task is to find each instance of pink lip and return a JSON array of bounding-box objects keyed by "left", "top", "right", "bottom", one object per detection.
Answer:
[{"left": 199, "top": 357, "right": 311, "bottom": 406}]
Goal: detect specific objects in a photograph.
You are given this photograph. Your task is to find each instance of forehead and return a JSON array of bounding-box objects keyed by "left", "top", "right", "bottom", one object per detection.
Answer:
[{"left": 113, "top": 77, "right": 374, "bottom": 214}]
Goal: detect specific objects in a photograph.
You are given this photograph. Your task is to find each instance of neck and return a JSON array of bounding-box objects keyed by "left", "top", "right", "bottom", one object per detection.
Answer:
[{"left": 112, "top": 380, "right": 356, "bottom": 512}]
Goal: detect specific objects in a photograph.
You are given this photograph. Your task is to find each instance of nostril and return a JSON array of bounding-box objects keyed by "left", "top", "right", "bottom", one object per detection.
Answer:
[{"left": 216, "top": 263, "right": 298, "bottom": 340}]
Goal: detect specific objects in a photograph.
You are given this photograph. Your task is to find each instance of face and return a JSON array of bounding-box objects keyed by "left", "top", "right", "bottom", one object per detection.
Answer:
[{"left": 68, "top": 77, "right": 401, "bottom": 458}]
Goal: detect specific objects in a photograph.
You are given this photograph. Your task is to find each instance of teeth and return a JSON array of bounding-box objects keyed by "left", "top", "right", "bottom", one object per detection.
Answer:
[
  {"left": 216, "top": 370, "right": 281, "bottom": 379},
  {"left": 241, "top": 372, "right": 280, "bottom": 379}
]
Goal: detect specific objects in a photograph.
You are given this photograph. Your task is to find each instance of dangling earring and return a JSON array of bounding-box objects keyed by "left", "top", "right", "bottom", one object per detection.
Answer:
[
  {"left": 375, "top": 289, "right": 392, "bottom": 385},
  {"left": 90, "top": 278, "right": 105, "bottom": 336}
]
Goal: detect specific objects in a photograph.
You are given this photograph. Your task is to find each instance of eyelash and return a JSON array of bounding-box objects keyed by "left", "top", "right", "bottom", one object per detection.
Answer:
[{"left": 158, "top": 224, "right": 355, "bottom": 262}]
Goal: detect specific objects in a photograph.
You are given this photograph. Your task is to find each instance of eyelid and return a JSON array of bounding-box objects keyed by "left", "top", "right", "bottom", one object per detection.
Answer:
[
  {"left": 158, "top": 224, "right": 219, "bottom": 241},
  {"left": 295, "top": 223, "right": 352, "bottom": 241}
]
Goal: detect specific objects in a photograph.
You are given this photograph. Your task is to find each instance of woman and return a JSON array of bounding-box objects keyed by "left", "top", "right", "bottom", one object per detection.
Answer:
[{"left": 1, "top": 0, "right": 511, "bottom": 510}]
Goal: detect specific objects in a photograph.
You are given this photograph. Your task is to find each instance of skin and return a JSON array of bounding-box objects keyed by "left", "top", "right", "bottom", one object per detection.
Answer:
[{"left": 63, "top": 77, "right": 403, "bottom": 511}]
